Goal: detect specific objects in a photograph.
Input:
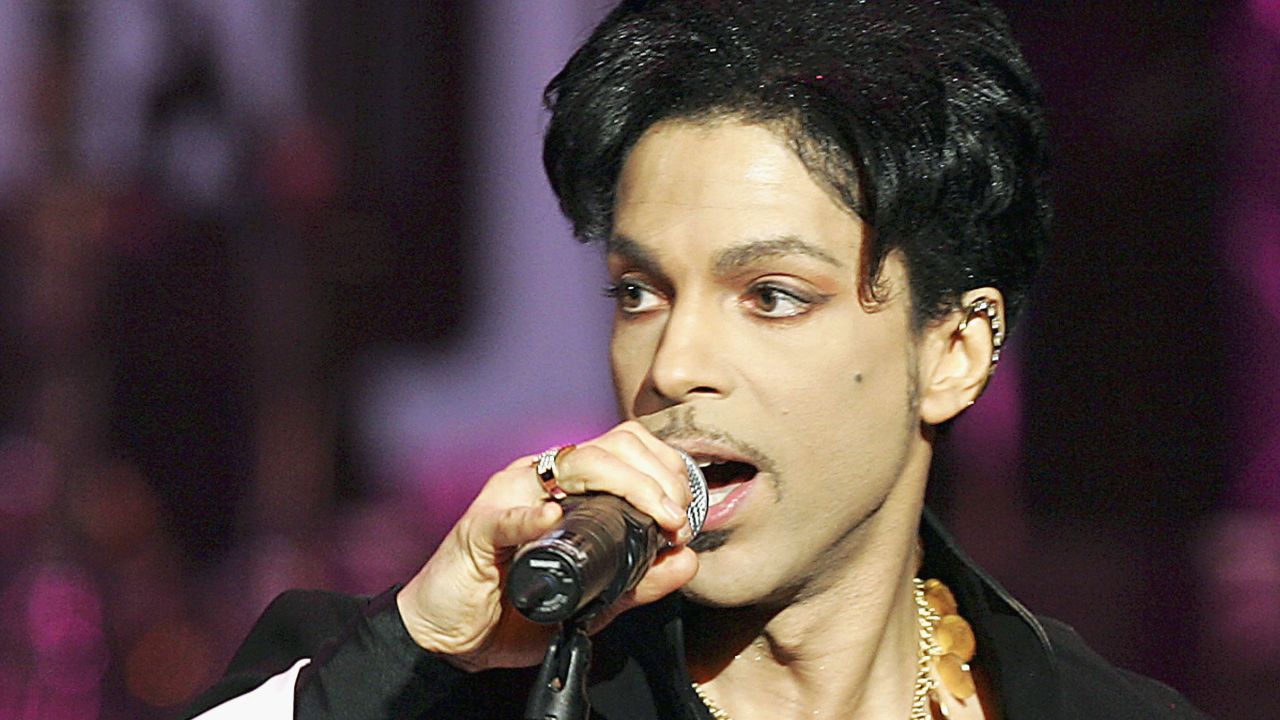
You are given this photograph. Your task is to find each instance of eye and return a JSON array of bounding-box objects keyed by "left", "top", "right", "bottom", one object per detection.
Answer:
[
  {"left": 744, "top": 282, "right": 820, "bottom": 319},
  {"left": 604, "top": 278, "right": 665, "bottom": 314}
]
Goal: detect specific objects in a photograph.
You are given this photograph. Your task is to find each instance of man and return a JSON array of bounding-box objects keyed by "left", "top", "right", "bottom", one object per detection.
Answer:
[{"left": 185, "top": 1, "right": 1206, "bottom": 718}]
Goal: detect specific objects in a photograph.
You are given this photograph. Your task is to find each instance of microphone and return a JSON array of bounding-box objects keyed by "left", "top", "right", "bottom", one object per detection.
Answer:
[{"left": 507, "top": 450, "right": 708, "bottom": 624}]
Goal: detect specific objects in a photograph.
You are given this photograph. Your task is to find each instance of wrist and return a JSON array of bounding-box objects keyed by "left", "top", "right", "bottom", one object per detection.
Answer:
[{"left": 394, "top": 585, "right": 490, "bottom": 672}]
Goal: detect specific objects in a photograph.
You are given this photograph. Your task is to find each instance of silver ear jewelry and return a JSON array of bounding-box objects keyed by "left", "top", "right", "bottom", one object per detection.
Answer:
[{"left": 957, "top": 297, "right": 1004, "bottom": 373}]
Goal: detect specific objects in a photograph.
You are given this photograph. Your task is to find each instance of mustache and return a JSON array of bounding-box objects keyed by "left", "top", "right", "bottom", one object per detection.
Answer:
[{"left": 639, "top": 406, "right": 777, "bottom": 477}]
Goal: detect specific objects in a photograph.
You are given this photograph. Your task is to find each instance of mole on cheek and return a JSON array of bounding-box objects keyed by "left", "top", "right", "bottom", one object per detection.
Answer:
[{"left": 854, "top": 372, "right": 864, "bottom": 383}]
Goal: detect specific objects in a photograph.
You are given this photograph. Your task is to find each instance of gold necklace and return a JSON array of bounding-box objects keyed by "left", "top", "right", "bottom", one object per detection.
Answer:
[
  {"left": 690, "top": 578, "right": 976, "bottom": 720},
  {"left": 692, "top": 680, "right": 733, "bottom": 720}
]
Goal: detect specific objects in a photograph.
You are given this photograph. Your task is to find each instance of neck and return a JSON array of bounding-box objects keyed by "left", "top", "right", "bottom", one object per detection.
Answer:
[{"left": 684, "top": 463, "right": 930, "bottom": 719}]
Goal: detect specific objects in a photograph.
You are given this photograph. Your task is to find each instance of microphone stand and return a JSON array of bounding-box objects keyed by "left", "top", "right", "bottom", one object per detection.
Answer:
[{"left": 524, "top": 621, "right": 592, "bottom": 720}]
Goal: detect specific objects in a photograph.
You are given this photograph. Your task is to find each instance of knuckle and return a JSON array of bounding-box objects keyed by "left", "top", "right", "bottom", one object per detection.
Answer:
[
  {"left": 604, "top": 427, "right": 641, "bottom": 450},
  {"left": 618, "top": 431, "right": 648, "bottom": 455},
  {"left": 638, "top": 475, "right": 670, "bottom": 503},
  {"left": 453, "top": 514, "right": 481, "bottom": 544},
  {"left": 570, "top": 444, "right": 608, "bottom": 466},
  {"left": 616, "top": 419, "right": 646, "bottom": 436}
]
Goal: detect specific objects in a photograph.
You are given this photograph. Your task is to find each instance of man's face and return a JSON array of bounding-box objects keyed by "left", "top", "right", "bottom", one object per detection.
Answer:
[{"left": 608, "top": 119, "right": 933, "bottom": 607}]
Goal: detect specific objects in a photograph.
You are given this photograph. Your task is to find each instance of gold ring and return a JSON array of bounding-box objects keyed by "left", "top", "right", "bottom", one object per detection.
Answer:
[{"left": 532, "top": 444, "right": 575, "bottom": 500}]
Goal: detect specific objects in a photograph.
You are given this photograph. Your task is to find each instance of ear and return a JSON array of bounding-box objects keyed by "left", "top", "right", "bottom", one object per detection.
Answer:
[{"left": 917, "top": 289, "right": 1006, "bottom": 425}]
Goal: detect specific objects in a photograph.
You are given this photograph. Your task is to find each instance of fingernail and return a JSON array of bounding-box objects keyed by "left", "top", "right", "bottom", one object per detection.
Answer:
[{"left": 662, "top": 497, "right": 685, "bottom": 523}]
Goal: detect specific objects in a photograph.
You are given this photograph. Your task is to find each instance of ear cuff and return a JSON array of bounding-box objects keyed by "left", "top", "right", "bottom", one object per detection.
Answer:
[{"left": 957, "top": 297, "right": 1004, "bottom": 376}]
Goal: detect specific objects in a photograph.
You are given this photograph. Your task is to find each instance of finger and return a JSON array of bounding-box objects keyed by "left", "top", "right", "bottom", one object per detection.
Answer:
[
  {"left": 617, "top": 421, "right": 691, "bottom": 494},
  {"left": 560, "top": 426, "right": 691, "bottom": 515},
  {"left": 473, "top": 501, "right": 563, "bottom": 555},
  {"left": 591, "top": 427, "right": 696, "bottom": 540},
  {"left": 585, "top": 547, "right": 698, "bottom": 632},
  {"left": 600, "top": 423, "right": 693, "bottom": 507},
  {"left": 628, "top": 546, "right": 698, "bottom": 605},
  {"left": 663, "top": 518, "right": 695, "bottom": 547},
  {"left": 553, "top": 445, "right": 688, "bottom": 531},
  {"left": 473, "top": 457, "right": 557, "bottom": 507}
]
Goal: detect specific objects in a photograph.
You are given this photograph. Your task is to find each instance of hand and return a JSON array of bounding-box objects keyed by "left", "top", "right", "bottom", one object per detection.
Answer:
[{"left": 395, "top": 421, "right": 700, "bottom": 671}]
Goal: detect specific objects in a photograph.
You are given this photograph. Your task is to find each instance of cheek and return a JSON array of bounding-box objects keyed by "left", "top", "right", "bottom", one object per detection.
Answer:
[
  {"left": 609, "top": 323, "right": 652, "bottom": 414},
  {"left": 752, "top": 323, "right": 913, "bottom": 455}
]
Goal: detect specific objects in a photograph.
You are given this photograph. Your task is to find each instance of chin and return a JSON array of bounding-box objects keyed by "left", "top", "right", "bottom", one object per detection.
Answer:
[{"left": 681, "top": 547, "right": 788, "bottom": 609}]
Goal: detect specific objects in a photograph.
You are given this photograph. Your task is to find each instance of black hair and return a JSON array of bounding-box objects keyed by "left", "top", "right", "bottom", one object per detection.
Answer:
[{"left": 543, "top": 0, "right": 1049, "bottom": 330}]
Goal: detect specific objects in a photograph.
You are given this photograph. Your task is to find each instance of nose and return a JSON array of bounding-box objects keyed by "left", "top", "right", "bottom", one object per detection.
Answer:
[{"left": 647, "top": 299, "right": 732, "bottom": 404}]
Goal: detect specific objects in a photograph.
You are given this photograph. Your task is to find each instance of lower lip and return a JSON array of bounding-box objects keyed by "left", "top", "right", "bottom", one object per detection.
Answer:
[{"left": 700, "top": 477, "right": 755, "bottom": 532}]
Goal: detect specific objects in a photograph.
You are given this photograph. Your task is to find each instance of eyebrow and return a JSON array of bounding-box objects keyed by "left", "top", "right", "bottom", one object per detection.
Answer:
[
  {"left": 606, "top": 233, "right": 844, "bottom": 279},
  {"left": 711, "top": 235, "right": 844, "bottom": 274},
  {"left": 605, "top": 235, "right": 667, "bottom": 281}
]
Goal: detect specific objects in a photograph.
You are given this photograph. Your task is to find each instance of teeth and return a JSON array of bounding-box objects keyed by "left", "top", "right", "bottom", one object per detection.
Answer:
[{"left": 708, "top": 485, "right": 733, "bottom": 505}]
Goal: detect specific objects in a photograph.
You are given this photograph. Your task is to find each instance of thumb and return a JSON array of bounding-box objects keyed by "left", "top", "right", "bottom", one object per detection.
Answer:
[{"left": 467, "top": 501, "right": 564, "bottom": 561}]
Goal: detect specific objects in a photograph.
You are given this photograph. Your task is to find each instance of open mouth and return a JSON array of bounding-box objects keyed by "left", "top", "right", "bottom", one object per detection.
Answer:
[{"left": 697, "top": 459, "right": 758, "bottom": 506}]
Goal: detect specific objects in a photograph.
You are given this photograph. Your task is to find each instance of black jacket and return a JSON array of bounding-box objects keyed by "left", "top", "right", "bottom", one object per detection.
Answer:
[{"left": 183, "top": 513, "right": 1208, "bottom": 719}]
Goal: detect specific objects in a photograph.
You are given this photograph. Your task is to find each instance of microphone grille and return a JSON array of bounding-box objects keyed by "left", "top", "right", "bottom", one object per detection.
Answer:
[{"left": 677, "top": 450, "right": 708, "bottom": 536}]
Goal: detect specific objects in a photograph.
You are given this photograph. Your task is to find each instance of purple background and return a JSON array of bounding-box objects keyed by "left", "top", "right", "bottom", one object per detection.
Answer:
[{"left": 0, "top": 1, "right": 1276, "bottom": 717}]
